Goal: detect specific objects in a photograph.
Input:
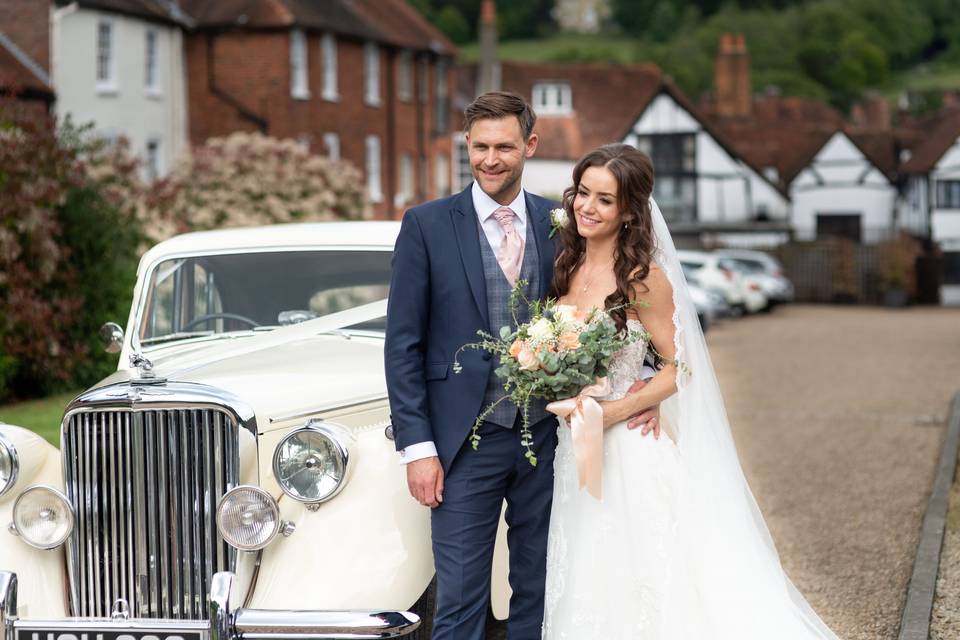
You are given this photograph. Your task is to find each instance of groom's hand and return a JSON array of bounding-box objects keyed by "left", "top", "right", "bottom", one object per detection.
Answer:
[
  {"left": 625, "top": 379, "right": 661, "bottom": 438},
  {"left": 407, "top": 456, "right": 444, "bottom": 508}
]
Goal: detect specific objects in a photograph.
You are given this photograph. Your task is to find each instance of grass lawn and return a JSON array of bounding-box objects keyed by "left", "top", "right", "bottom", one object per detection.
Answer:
[{"left": 0, "top": 391, "right": 80, "bottom": 446}]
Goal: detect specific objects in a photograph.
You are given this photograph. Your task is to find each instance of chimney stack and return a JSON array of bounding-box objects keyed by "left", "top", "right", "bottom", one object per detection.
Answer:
[
  {"left": 715, "top": 33, "right": 751, "bottom": 118},
  {"left": 477, "top": 0, "right": 500, "bottom": 95}
]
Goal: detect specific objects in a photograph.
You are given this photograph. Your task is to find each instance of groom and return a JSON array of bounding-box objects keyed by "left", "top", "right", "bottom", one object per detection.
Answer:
[{"left": 385, "top": 92, "right": 658, "bottom": 640}]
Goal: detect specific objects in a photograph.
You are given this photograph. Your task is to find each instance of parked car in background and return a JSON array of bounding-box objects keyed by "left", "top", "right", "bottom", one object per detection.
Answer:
[
  {"left": 678, "top": 250, "right": 764, "bottom": 314},
  {"left": 688, "top": 281, "right": 716, "bottom": 333},
  {"left": 716, "top": 249, "right": 795, "bottom": 307}
]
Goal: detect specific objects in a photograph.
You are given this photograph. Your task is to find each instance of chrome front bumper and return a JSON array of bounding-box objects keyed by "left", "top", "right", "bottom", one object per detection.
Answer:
[{"left": 0, "top": 571, "right": 421, "bottom": 640}]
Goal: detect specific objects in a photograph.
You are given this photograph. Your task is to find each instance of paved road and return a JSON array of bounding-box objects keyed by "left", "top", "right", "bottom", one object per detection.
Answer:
[{"left": 709, "top": 304, "right": 960, "bottom": 640}]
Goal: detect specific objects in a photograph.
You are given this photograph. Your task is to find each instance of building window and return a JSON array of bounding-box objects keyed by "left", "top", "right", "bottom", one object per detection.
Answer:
[
  {"left": 366, "top": 135, "right": 382, "bottom": 202},
  {"left": 290, "top": 29, "right": 309, "bottom": 99},
  {"left": 96, "top": 20, "right": 115, "bottom": 89},
  {"left": 636, "top": 133, "right": 696, "bottom": 223},
  {"left": 436, "top": 153, "right": 450, "bottom": 197},
  {"left": 434, "top": 59, "right": 449, "bottom": 134},
  {"left": 145, "top": 29, "right": 159, "bottom": 93},
  {"left": 145, "top": 139, "right": 161, "bottom": 181},
  {"left": 321, "top": 33, "right": 337, "bottom": 101},
  {"left": 364, "top": 42, "right": 381, "bottom": 106},
  {"left": 323, "top": 132, "right": 340, "bottom": 161},
  {"left": 816, "top": 213, "right": 862, "bottom": 243},
  {"left": 944, "top": 252, "right": 960, "bottom": 285},
  {"left": 453, "top": 136, "right": 471, "bottom": 191},
  {"left": 532, "top": 82, "right": 572, "bottom": 116},
  {"left": 418, "top": 55, "right": 429, "bottom": 104},
  {"left": 419, "top": 156, "right": 428, "bottom": 200},
  {"left": 397, "top": 50, "right": 413, "bottom": 102},
  {"left": 396, "top": 153, "right": 414, "bottom": 207},
  {"left": 936, "top": 180, "right": 960, "bottom": 209}
]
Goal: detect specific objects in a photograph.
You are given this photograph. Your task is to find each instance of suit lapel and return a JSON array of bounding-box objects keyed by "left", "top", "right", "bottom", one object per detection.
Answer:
[
  {"left": 451, "top": 185, "right": 490, "bottom": 327},
  {"left": 525, "top": 192, "right": 555, "bottom": 299}
]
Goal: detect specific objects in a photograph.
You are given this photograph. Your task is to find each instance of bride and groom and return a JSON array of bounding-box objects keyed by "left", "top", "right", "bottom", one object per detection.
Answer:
[{"left": 384, "top": 92, "right": 839, "bottom": 639}]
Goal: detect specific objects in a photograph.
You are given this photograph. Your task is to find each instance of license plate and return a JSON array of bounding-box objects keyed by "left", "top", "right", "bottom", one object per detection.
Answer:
[{"left": 15, "top": 622, "right": 207, "bottom": 640}]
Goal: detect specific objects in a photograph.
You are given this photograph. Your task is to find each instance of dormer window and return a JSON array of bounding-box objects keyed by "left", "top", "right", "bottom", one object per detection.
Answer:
[{"left": 532, "top": 82, "right": 572, "bottom": 116}]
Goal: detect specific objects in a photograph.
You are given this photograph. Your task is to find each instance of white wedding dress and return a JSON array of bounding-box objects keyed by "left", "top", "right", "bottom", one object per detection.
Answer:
[{"left": 541, "top": 197, "right": 841, "bottom": 639}]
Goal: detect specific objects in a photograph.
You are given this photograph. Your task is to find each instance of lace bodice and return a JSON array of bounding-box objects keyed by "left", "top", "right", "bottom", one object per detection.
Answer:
[{"left": 598, "top": 319, "right": 649, "bottom": 402}]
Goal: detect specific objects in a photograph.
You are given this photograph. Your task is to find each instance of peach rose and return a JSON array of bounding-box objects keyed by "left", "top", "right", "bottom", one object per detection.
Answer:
[
  {"left": 509, "top": 339, "right": 523, "bottom": 358},
  {"left": 517, "top": 348, "right": 540, "bottom": 371},
  {"left": 558, "top": 332, "right": 581, "bottom": 351}
]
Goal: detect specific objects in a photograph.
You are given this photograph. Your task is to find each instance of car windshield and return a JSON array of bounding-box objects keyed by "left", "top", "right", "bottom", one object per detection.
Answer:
[
  {"left": 729, "top": 258, "right": 767, "bottom": 274},
  {"left": 139, "top": 250, "right": 391, "bottom": 345}
]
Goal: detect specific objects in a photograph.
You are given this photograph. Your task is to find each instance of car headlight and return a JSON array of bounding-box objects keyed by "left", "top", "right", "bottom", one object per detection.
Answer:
[
  {"left": 0, "top": 433, "right": 18, "bottom": 497},
  {"left": 12, "top": 485, "right": 74, "bottom": 549},
  {"left": 217, "top": 485, "right": 282, "bottom": 551},
  {"left": 272, "top": 423, "right": 349, "bottom": 503}
]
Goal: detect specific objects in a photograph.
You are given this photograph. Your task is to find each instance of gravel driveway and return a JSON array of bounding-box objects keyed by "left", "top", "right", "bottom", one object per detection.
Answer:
[{"left": 708, "top": 304, "right": 960, "bottom": 640}]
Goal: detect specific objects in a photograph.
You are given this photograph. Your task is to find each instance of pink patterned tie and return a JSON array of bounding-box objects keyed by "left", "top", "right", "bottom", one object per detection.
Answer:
[{"left": 493, "top": 206, "right": 524, "bottom": 286}]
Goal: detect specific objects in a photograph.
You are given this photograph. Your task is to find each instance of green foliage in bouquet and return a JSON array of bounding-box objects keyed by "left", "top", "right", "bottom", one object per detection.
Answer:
[{"left": 454, "top": 280, "right": 649, "bottom": 466}]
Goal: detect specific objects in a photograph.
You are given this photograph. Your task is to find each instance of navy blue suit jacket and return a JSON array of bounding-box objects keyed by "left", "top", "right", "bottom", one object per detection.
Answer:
[{"left": 384, "top": 185, "right": 558, "bottom": 473}]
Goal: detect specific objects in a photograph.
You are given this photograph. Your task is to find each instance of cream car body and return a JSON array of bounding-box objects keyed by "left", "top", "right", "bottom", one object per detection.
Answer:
[{"left": 0, "top": 222, "right": 513, "bottom": 640}]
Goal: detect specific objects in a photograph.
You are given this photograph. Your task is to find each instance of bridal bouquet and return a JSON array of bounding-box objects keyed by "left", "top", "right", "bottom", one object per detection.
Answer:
[{"left": 454, "top": 280, "right": 649, "bottom": 468}]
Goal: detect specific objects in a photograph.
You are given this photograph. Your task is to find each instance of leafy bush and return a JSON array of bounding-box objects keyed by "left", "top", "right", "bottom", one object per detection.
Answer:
[
  {"left": 0, "top": 111, "right": 142, "bottom": 402},
  {"left": 143, "top": 132, "right": 369, "bottom": 242}
]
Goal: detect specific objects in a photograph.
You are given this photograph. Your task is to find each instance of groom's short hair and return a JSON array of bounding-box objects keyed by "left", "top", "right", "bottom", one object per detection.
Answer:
[{"left": 464, "top": 91, "right": 537, "bottom": 139}]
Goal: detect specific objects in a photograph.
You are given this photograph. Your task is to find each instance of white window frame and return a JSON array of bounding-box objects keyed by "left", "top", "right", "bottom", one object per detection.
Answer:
[
  {"left": 323, "top": 132, "right": 340, "bottom": 161},
  {"left": 145, "top": 28, "right": 160, "bottom": 95},
  {"left": 396, "top": 153, "right": 414, "bottom": 207},
  {"left": 418, "top": 54, "right": 429, "bottom": 104},
  {"left": 145, "top": 138, "right": 161, "bottom": 181},
  {"left": 452, "top": 134, "right": 471, "bottom": 192},
  {"left": 397, "top": 50, "right": 413, "bottom": 102},
  {"left": 320, "top": 33, "right": 338, "bottom": 101},
  {"left": 96, "top": 18, "right": 117, "bottom": 93},
  {"left": 532, "top": 82, "right": 572, "bottom": 116},
  {"left": 435, "top": 153, "right": 450, "bottom": 197},
  {"left": 366, "top": 135, "right": 383, "bottom": 203},
  {"left": 290, "top": 28, "right": 309, "bottom": 100},
  {"left": 364, "top": 42, "right": 381, "bottom": 107}
]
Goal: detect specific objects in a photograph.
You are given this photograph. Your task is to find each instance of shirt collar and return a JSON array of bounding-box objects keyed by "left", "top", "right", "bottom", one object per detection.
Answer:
[{"left": 472, "top": 181, "right": 527, "bottom": 223}]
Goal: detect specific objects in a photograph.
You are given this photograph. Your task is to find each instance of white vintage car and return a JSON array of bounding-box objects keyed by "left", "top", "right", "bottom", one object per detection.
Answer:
[{"left": 0, "top": 222, "right": 512, "bottom": 640}]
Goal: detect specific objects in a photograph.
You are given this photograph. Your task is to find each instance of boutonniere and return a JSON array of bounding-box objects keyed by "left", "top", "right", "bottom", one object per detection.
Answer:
[{"left": 549, "top": 207, "right": 568, "bottom": 238}]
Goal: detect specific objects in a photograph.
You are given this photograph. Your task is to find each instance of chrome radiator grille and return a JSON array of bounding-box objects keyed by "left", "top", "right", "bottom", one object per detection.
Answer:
[{"left": 63, "top": 407, "right": 240, "bottom": 619}]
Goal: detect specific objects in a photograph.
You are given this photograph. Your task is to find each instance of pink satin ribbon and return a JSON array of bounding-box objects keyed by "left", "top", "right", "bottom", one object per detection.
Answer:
[{"left": 547, "top": 377, "right": 610, "bottom": 501}]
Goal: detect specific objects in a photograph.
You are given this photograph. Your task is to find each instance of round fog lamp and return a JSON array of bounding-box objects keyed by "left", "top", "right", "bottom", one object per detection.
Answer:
[
  {"left": 216, "top": 486, "right": 281, "bottom": 551},
  {"left": 13, "top": 485, "right": 74, "bottom": 549},
  {"left": 0, "top": 434, "right": 18, "bottom": 497}
]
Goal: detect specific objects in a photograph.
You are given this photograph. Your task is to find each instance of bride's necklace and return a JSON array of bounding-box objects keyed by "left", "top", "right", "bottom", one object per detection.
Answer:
[{"left": 580, "top": 258, "right": 614, "bottom": 293}]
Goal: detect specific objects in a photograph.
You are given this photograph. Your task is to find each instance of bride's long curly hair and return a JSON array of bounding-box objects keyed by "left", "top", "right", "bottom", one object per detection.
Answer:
[{"left": 548, "top": 144, "right": 657, "bottom": 331}]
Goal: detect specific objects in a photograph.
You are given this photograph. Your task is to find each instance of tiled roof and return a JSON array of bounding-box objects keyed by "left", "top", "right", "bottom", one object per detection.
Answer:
[
  {"left": 57, "top": 0, "right": 193, "bottom": 27},
  {"left": 900, "top": 108, "right": 960, "bottom": 175},
  {"left": 180, "top": 0, "right": 455, "bottom": 54},
  {"left": 457, "top": 61, "right": 662, "bottom": 160},
  {"left": 457, "top": 60, "right": 786, "bottom": 195},
  {"left": 0, "top": 31, "right": 52, "bottom": 95}
]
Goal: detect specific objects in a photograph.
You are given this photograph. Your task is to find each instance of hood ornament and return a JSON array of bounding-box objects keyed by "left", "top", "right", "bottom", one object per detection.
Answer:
[{"left": 129, "top": 353, "right": 166, "bottom": 385}]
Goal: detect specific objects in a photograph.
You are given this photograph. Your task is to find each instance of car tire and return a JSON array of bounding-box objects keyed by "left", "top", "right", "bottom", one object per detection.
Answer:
[{"left": 409, "top": 578, "right": 436, "bottom": 640}]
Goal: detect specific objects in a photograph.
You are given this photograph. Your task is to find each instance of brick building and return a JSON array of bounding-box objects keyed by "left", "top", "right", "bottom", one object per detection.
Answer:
[
  {"left": 0, "top": 0, "right": 55, "bottom": 125},
  {"left": 180, "top": 0, "right": 458, "bottom": 219}
]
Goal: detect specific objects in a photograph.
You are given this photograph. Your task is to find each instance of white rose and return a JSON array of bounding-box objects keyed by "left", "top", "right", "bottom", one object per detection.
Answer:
[
  {"left": 550, "top": 207, "right": 568, "bottom": 228},
  {"left": 553, "top": 304, "right": 578, "bottom": 324},
  {"left": 527, "top": 317, "right": 554, "bottom": 341}
]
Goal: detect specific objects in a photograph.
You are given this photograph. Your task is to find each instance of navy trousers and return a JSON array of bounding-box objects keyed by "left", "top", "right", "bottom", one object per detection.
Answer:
[{"left": 430, "top": 416, "right": 558, "bottom": 640}]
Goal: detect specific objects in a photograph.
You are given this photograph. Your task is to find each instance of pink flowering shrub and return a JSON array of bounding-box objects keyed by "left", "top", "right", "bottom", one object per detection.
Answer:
[{"left": 143, "top": 132, "right": 369, "bottom": 241}]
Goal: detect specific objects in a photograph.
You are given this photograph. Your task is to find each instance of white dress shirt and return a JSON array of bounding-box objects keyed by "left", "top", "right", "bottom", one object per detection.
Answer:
[{"left": 399, "top": 183, "right": 529, "bottom": 465}]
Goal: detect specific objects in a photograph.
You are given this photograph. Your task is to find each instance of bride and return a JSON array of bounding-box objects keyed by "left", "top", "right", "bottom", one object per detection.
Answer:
[{"left": 541, "top": 143, "right": 840, "bottom": 639}]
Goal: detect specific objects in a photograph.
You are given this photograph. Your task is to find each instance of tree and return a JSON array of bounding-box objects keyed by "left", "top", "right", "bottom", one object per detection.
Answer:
[{"left": 0, "top": 111, "right": 143, "bottom": 400}]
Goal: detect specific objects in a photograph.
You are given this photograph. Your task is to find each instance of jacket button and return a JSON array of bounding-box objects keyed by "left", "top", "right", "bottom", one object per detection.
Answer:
[{"left": 482, "top": 352, "right": 492, "bottom": 361}]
